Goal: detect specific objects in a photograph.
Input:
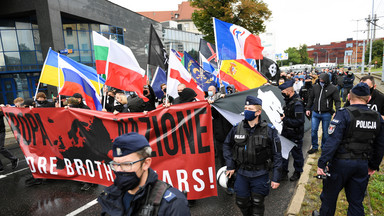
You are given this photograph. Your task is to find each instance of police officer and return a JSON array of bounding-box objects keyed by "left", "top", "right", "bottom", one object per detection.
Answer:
[
  {"left": 223, "top": 96, "right": 282, "bottom": 216},
  {"left": 98, "top": 132, "right": 190, "bottom": 216},
  {"left": 279, "top": 80, "right": 305, "bottom": 181},
  {"left": 314, "top": 83, "right": 384, "bottom": 216}
]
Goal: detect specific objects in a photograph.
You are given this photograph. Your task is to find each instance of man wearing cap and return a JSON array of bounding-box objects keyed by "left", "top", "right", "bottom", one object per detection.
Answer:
[
  {"left": 98, "top": 132, "right": 190, "bottom": 216},
  {"left": 313, "top": 83, "right": 384, "bottom": 216},
  {"left": 223, "top": 96, "right": 282, "bottom": 216},
  {"left": 72, "top": 93, "right": 90, "bottom": 109},
  {"left": 279, "top": 80, "right": 305, "bottom": 181},
  {"left": 299, "top": 76, "right": 313, "bottom": 109}
]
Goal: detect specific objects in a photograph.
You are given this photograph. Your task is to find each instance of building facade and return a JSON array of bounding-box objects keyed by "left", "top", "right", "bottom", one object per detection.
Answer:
[
  {"left": 0, "top": 0, "right": 160, "bottom": 105},
  {"left": 307, "top": 38, "right": 384, "bottom": 66}
]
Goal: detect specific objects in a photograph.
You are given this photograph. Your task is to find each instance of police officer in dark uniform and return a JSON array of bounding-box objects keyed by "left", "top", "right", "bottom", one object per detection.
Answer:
[
  {"left": 313, "top": 83, "right": 384, "bottom": 216},
  {"left": 98, "top": 132, "right": 190, "bottom": 216},
  {"left": 223, "top": 96, "right": 282, "bottom": 216},
  {"left": 279, "top": 80, "right": 305, "bottom": 181}
]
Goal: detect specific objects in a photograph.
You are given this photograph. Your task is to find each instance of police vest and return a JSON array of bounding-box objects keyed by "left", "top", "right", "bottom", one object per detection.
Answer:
[
  {"left": 338, "top": 106, "right": 381, "bottom": 159},
  {"left": 282, "top": 97, "right": 304, "bottom": 138},
  {"left": 233, "top": 121, "right": 273, "bottom": 170}
]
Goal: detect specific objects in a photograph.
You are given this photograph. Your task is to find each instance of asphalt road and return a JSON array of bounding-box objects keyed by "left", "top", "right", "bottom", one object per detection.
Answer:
[{"left": 0, "top": 130, "right": 312, "bottom": 216}]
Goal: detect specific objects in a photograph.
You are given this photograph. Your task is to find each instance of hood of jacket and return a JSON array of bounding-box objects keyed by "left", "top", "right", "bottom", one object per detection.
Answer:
[
  {"left": 179, "top": 88, "right": 197, "bottom": 103},
  {"left": 319, "top": 73, "right": 330, "bottom": 84}
]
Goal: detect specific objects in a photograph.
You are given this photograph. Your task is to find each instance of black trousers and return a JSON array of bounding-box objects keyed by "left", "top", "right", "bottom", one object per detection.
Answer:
[{"left": 0, "top": 132, "right": 17, "bottom": 168}]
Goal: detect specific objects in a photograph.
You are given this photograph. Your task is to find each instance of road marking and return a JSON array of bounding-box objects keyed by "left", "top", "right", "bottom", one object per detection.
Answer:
[
  {"left": 0, "top": 167, "right": 29, "bottom": 179},
  {"left": 66, "top": 199, "right": 98, "bottom": 216}
]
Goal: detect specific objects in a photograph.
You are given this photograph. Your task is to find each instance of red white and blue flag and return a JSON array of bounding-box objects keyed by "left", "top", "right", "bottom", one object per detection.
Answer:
[
  {"left": 58, "top": 55, "right": 103, "bottom": 110},
  {"left": 213, "top": 18, "right": 264, "bottom": 60}
]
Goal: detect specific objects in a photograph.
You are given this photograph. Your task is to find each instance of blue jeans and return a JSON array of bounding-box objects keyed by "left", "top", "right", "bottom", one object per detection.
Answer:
[
  {"left": 311, "top": 111, "right": 332, "bottom": 150},
  {"left": 337, "top": 86, "right": 343, "bottom": 98}
]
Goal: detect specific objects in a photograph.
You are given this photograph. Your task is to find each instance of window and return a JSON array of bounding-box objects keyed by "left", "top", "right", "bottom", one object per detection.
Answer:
[{"left": 346, "top": 43, "right": 353, "bottom": 48}]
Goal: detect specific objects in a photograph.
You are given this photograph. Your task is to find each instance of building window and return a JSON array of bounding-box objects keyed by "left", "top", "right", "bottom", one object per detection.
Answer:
[{"left": 346, "top": 43, "right": 353, "bottom": 48}]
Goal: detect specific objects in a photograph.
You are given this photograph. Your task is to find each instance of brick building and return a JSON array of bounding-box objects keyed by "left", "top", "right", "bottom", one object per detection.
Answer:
[{"left": 307, "top": 38, "right": 384, "bottom": 66}]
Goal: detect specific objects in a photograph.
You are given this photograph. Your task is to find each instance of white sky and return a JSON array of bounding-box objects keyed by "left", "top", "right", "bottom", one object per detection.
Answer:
[{"left": 110, "top": 0, "right": 384, "bottom": 53}]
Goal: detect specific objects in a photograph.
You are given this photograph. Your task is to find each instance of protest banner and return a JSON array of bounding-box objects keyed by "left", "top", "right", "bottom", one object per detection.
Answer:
[{"left": 2, "top": 101, "right": 216, "bottom": 199}]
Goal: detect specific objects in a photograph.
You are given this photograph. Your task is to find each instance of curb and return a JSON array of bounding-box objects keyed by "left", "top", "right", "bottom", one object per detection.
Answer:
[{"left": 285, "top": 154, "right": 316, "bottom": 215}]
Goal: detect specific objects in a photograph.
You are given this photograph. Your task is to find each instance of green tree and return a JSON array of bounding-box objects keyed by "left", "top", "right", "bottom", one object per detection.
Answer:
[
  {"left": 190, "top": 0, "right": 272, "bottom": 44},
  {"left": 187, "top": 49, "right": 199, "bottom": 61},
  {"left": 365, "top": 39, "right": 383, "bottom": 67},
  {"left": 298, "top": 44, "right": 310, "bottom": 64},
  {"left": 283, "top": 47, "right": 301, "bottom": 65}
]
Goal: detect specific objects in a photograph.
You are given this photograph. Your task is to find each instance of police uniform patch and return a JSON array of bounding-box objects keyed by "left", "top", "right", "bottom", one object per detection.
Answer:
[
  {"left": 328, "top": 124, "right": 336, "bottom": 134},
  {"left": 163, "top": 190, "right": 176, "bottom": 202}
]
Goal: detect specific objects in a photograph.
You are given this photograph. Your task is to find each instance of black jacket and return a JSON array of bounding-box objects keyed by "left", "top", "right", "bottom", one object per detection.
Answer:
[
  {"left": 98, "top": 168, "right": 190, "bottom": 216},
  {"left": 306, "top": 73, "right": 341, "bottom": 114},
  {"left": 344, "top": 89, "right": 384, "bottom": 115},
  {"left": 143, "top": 85, "right": 156, "bottom": 111},
  {"left": 36, "top": 100, "right": 55, "bottom": 107},
  {"left": 343, "top": 73, "right": 355, "bottom": 89}
]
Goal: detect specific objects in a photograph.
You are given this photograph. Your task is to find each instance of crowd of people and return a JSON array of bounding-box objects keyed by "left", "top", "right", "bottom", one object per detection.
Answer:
[{"left": 1, "top": 66, "right": 384, "bottom": 215}]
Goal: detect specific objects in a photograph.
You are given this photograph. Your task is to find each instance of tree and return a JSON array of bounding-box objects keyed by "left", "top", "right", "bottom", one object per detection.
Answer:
[
  {"left": 187, "top": 49, "right": 199, "bottom": 61},
  {"left": 190, "top": 0, "right": 272, "bottom": 44},
  {"left": 365, "top": 39, "right": 383, "bottom": 67},
  {"left": 298, "top": 44, "right": 310, "bottom": 64},
  {"left": 283, "top": 47, "right": 301, "bottom": 65}
]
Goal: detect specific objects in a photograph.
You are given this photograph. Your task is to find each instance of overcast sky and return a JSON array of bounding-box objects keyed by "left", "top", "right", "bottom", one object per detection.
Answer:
[{"left": 109, "top": 0, "right": 384, "bottom": 53}]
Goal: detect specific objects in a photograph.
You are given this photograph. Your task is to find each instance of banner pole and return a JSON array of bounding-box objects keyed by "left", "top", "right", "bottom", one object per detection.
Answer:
[{"left": 34, "top": 47, "right": 52, "bottom": 99}]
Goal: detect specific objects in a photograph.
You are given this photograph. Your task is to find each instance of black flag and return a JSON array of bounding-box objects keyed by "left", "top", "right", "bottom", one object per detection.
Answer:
[
  {"left": 257, "top": 57, "right": 280, "bottom": 84},
  {"left": 198, "top": 39, "right": 218, "bottom": 69},
  {"left": 148, "top": 24, "right": 168, "bottom": 70}
]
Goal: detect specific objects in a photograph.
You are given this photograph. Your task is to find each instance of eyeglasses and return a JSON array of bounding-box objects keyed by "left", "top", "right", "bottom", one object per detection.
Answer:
[{"left": 109, "top": 158, "right": 146, "bottom": 172}]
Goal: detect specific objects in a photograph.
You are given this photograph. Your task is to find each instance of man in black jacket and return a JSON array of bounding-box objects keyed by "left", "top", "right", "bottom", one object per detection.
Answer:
[
  {"left": 98, "top": 133, "right": 190, "bottom": 216},
  {"left": 342, "top": 68, "right": 355, "bottom": 102},
  {"left": 306, "top": 73, "right": 341, "bottom": 154},
  {"left": 344, "top": 75, "right": 384, "bottom": 118},
  {"left": 0, "top": 106, "right": 19, "bottom": 172}
]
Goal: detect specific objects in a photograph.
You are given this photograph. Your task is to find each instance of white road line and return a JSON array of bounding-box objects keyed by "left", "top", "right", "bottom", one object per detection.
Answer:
[
  {"left": 66, "top": 199, "right": 98, "bottom": 216},
  {"left": 0, "top": 167, "right": 29, "bottom": 179}
]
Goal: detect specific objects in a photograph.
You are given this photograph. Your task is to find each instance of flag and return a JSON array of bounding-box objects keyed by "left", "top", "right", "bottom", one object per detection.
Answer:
[
  {"left": 213, "top": 18, "right": 264, "bottom": 60},
  {"left": 172, "top": 49, "right": 184, "bottom": 62},
  {"left": 150, "top": 66, "right": 167, "bottom": 99},
  {"left": 212, "top": 85, "right": 310, "bottom": 159},
  {"left": 199, "top": 39, "right": 217, "bottom": 69},
  {"left": 148, "top": 24, "right": 168, "bottom": 70},
  {"left": 92, "top": 31, "right": 109, "bottom": 75},
  {"left": 106, "top": 40, "right": 148, "bottom": 101},
  {"left": 219, "top": 59, "right": 267, "bottom": 91},
  {"left": 58, "top": 55, "right": 103, "bottom": 110},
  {"left": 200, "top": 52, "right": 216, "bottom": 74},
  {"left": 257, "top": 57, "right": 281, "bottom": 83},
  {"left": 167, "top": 51, "right": 205, "bottom": 101},
  {"left": 39, "top": 48, "right": 104, "bottom": 94},
  {"left": 183, "top": 51, "right": 215, "bottom": 92}
]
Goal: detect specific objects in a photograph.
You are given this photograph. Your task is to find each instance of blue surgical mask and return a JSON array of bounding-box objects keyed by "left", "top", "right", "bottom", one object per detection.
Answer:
[
  {"left": 208, "top": 91, "right": 213, "bottom": 97},
  {"left": 244, "top": 110, "right": 257, "bottom": 121},
  {"left": 320, "top": 82, "right": 325, "bottom": 87}
]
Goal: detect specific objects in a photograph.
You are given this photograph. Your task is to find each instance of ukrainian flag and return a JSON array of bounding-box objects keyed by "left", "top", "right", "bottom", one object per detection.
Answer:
[{"left": 39, "top": 48, "right": 105, "bottom": 94}]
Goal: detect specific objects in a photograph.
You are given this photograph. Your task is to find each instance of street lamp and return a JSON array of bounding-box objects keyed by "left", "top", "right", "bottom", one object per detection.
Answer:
[{"left": 314, "top": 52, "right": 318, "bottom": 65}]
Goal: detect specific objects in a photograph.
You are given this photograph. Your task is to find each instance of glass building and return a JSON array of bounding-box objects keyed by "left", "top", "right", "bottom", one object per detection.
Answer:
[
  {"left": 0, "top": 18, "right": 124, "bottom": 105},
  {"left": 162, "top": 28, "right": 203, "bottom": 54}
]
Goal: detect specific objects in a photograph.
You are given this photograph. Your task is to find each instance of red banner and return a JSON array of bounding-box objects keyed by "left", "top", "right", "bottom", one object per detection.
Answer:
[{"left": 2, "top": 101, "right": 217, "bottom": 199}]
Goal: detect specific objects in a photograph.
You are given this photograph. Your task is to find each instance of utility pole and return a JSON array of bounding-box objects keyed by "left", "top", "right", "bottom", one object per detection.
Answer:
[
  {"left": 368, "top": 0, "right": 374, "bottom": 74},
  {"left": 355, "top": 20, "right": 358, "bottom": 70},
  {"left": 373, "top": 14, "right": 378, "bottom": 40}
]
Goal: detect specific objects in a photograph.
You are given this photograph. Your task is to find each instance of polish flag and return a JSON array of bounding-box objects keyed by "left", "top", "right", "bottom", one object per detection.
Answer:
[
  {"left": 105, "top": 40, "right": 148, "bottom": 101},
  {"left": 167, "top": 51, "right": 205, "bottom": 101}
]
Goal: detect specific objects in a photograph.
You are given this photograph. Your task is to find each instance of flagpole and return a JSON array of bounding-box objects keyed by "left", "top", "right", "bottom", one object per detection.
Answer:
[
  {"left": 34, "top": 47, "right": 52, "bottom": 99},
  {"left": 103, "top": 36, "right": 112, "bottom": 110},
  {"left": 212, "top": 17, "right": 219, "bottom": 62},
  {"left": 57, "top": 52, "right": 61, "bottom": 104},
  {"left": 166, "top": 43, "right": 173, "bottom": 105}
]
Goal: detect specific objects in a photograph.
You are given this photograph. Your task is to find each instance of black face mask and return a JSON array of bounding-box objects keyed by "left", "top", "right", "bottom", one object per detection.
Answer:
[
  {"left": 113, "top": 171, "right": 141, "bottom": 192},
  {"left": 163, "top": 88, "right": 167, "bottom": 93},
  {"left": 282, "top": 93, "right": 290, "bottom": 100},
  {"left": 305, "top": 81, "right": 312, "bottom": 86},
  {"left": 143, "top": 90, "right": 148, "bottom": 95},
  {"left": 370, "top": 87, "right": 374, "bottom": 95}
]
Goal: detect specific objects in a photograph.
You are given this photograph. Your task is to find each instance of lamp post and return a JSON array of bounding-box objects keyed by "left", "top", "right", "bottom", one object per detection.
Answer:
[{"left": 314, "top": 52, "right": 318, "bottom": 65}]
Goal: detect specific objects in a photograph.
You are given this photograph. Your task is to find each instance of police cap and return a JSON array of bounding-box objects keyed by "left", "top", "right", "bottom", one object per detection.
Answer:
[
  {"left": 351, "top": 82, "right": 370, "bottom": 96},
  {"left": 245, "top": 96, "right": 262, "bottom": 106},
  {"left": 113, "top": 132, "right": 150, "bottom": 157},
  {"left": 278, "top": 80, "right": 294, "bottom": 90}
]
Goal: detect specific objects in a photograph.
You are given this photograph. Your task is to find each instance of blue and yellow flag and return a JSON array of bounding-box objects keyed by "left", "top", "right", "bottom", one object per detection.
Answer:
[{"left": 39, "top": 48, "right": 105, "bottom": 94}]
